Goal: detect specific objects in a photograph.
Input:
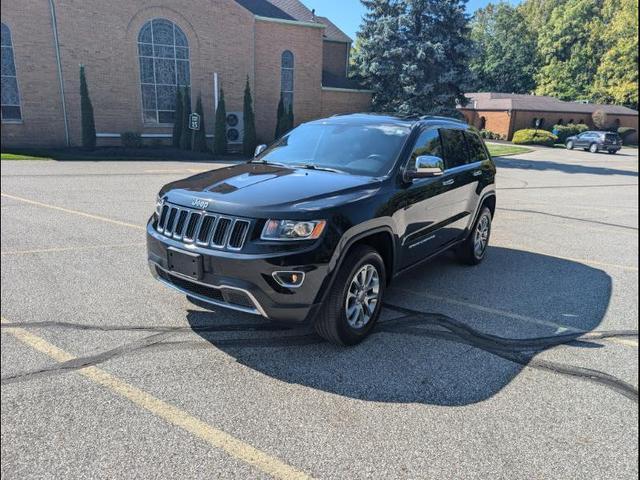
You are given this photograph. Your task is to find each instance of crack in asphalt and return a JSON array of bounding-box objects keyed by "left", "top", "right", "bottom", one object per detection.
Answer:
[
  {"left": 497, "top": 207, "right": 638, "bottom": 231},
  {"left": 2, "top": 306, "right": 637, "bottom": 403}
]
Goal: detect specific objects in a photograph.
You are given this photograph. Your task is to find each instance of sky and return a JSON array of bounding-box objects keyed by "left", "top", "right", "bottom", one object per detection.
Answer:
[{"left": 300, "top": 0, "right": 519, "bottom": 40}]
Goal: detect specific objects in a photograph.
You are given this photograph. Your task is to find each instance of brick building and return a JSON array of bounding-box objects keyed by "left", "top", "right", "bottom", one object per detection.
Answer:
[
  {"left": 459, "top": 92, "right": 639, "bottom": 144},
  {"left": 1, "top": 0, "right": 372, "bottom": 148}
]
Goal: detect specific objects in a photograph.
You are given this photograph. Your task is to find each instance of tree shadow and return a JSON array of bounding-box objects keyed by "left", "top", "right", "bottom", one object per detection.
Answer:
[
  {"left": 495, "top": 157, "right": 638, "bottom": 177},
  {"left": 185, "top": 247, "right": 612, "bottom": 406}
]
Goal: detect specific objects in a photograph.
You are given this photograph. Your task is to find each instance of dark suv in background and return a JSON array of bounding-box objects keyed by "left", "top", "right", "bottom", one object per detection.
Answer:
[
  {"left": 566, "top": 131, "right": 622, "bottom": 154},
  {"left": 147, "top": 114, "right": 497, "bottom": 345}
]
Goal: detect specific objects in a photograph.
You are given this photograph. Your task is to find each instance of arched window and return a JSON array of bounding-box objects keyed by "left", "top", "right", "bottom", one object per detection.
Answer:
[
  {"left": 281, "top": 50, "right": 294, "bottom": 109},
  {"left": 557, "top": 119, "right": 564, "bottom": 125},
  {"left": 138, "top": 19, "right": 190, "bottom": 124},
  {"left": 1, "top": 23, "right": 22, "bottom": 121},
  {"left": 479, "top": 116, "right": 486, "bottom": 130},
  {"left": 568, "top": 119, "right": 574, "bottom": 124}
]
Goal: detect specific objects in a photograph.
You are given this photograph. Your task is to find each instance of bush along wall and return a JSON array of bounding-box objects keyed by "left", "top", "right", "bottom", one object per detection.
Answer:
[
  {"left": 552, "top": 123, "right": 588, "bottom": 144},
  {"left": 172, "top": 88, "right": 184, "bottom": 148},
  {"left": 512, "top": 129, "right": 558, "bottom": 146},
  {"left": 213, "top": 89, "right": 228, "bottom": 156},
  {"left": 179, "top": 89, "right": 192, "bottom": 150},
  {"left": 192, "top": 96, "right": 208, "bottom": 152},
  {"left": 79, "top": 65, "right": 96, "bottom": 149},
  {"left": 243, "top": 77, "right": 257, "bottom": 157}
]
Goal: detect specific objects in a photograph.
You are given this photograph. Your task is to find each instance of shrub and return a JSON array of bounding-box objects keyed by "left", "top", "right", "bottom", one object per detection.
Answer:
[
  {"left": 213, "top": 88, "right": 228, "bottom": 156},
  {"left": 179, "top": 89, "right": 192, "bottom": 150},
  {"left": 592, "top": 110, "right": 608, "bottom": 130},
  {"left": 274, "top": 94, "right": 286, "bottom": 140},
  {"left": 552, "top": 123, "right": 588, "bottom": 144},
  {"left": 172, "top": 88, "right": 184, "bottom": 148},
  {"left": 512, "top": 129, "right": 558, "bottom": 146},
  {"left": 479, "top": 129, "right": 503, "bottom": 140},
  {"left": 618, "top": 127, "right": 636, "bottom": 144},
  {"left": 192, "top": 96, "right": 208, "bottom": 153},
  {"left": 79, "top": 65, "right": 96, "bottom": 149},
  {"left": 120, "top": 132, "right": 143, "bottom": 148},
  {"left": 242, "top": 76, "right": 257, "bottom": 157}
]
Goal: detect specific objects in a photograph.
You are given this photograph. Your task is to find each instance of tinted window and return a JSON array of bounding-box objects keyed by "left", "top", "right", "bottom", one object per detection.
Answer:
[
  {"left": 464, "top": 131, "right": 489, "bottom": 162},
  {"left": 408, "top": 129, "right": 442, "bottom": 170},
  {"left": 257, "top": 123, "right": 410, "bottom": 177},
  {"left": 440, "top": 129, "right": 469, "bottom": 169}
]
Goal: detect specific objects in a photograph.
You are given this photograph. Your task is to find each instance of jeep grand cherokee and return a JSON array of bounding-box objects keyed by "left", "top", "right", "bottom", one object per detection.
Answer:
[{"left": 147, "top": 114, "right": 497, "bottom": 345}]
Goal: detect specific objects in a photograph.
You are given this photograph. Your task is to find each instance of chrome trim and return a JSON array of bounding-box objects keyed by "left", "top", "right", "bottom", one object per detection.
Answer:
[
  {"left": 272, "top": 271, "right": 306, "bottom": 289},
  {"left": 195, "top": 214, "right": 217, "bottom": 246},
  {"left": 149, "top": 261, "right": 268, "bottom": 318},
  {"left": 210, "top": 216, "right": 233, "bottom": 249},
  {"left": 227, "top": 219, "right": 251, "bottom": 251}
]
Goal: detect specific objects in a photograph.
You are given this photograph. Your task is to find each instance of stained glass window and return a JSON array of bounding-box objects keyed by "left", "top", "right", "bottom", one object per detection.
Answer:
[
  {"left": 281, "top": 51, "right": 294, "bottom": 109},
  {"left": 138, "top": 19, "right": 190, "bottom": 124},
  {"left": 1, "top": 23, "right": 22, "bottom": 121}
]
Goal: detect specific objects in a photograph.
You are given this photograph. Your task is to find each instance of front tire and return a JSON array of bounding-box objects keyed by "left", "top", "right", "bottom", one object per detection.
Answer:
[
  {"left": 314, "top": 245, "right": 385, "bottom": 346},
  {"left": 456, "top": 207, "right": 492, "bottom": 266}
]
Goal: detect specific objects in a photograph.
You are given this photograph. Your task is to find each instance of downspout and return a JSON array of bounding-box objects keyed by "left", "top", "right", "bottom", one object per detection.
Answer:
[{"left": 48, "top": 0, "right": 70, "bottom": 146}]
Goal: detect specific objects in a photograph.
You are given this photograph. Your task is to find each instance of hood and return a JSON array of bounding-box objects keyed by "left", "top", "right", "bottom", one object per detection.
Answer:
[{"left": 160, "top": 163, "right": 382, "bottom": 216}]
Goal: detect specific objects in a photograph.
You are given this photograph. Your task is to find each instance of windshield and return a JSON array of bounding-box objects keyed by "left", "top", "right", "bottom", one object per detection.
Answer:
[{"left": 255, "top": 123, "right": 411, "bottom": 177}]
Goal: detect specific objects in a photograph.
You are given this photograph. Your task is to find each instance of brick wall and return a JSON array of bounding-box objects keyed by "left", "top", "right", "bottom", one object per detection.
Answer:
[
  {"left": 322, "top": 41, "right": 349, "bottom": 78},
  {"left": 1, "top": 0, "right": 68, "bottom": 147},
  {"left": 320, "top": 89, "right": 372, "bottom": 117},
  {"left": 460, "top": 109, "right": 512, "bottom": 139},
  {"left": 253, "top": 19, "right": 324, "bottom": 143}
]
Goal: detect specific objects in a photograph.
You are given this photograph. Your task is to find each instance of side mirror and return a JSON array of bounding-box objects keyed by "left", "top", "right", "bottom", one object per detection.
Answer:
[
  {"left": 406, "top": 155, "right": 444, "bottom": 180},
  {"left": 254, "top": 144, "right": 267, "bottom": 157}
]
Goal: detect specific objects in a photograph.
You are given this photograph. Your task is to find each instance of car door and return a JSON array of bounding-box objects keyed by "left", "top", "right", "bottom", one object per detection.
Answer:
[
  {"left": 438, "top": 128, "right": 479, "bottom": 241},
  {"left": 397, "top": 128, "right": 454, "bottom": 268},
  {"left": 575, "top": 132, "right": 592, "bottom": 148}
]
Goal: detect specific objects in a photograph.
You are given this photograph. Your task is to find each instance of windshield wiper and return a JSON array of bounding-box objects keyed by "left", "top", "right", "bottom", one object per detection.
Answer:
[
  {"left": 250, "top": 159, "right": 287, "bottom": 167},
  {"left": 292, "top": 163, "right": 346, "bottom": 174}
]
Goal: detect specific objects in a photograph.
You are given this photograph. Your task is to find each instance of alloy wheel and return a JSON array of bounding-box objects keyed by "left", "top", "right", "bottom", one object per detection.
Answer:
[
  {"left": 345, "top": 264, "right": 380, "bottom": 329},
  {"left": 474, "top": 214, "right": 491, "bottom": 258}
]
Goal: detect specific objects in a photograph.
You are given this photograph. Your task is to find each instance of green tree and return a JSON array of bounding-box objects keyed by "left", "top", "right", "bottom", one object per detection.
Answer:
[
  {"left": 591, "top": 0, "right": 638, "bottom": 107},
  {"left": 534, "top": 0, "right": 602, "bottom": 100},
  {"left": 79, "top": 65, "right": 96, "bottom": 149},
  {"left": 213, "top": 89, "right": 228, "bottom": 156},
  {"left": 172, "top": 88, "right": 184, "bottom": 148},
  {"left": 470, "top": 3, "right": 538, "bottom": 93},
  {"left": 354, "top": 0, "right": 473, "bottom": 115},
  {"left": 274, "top": 94, "right": 286, "bottom": 139},
  {"left": 192, "top": 96, "right": 208, "bottom": 152},
  {"left": 242, "top": 77, "right": 257, "bottom": 156},
  {"left": 179, "top": 89, "right": 192, "bottom": 150}
]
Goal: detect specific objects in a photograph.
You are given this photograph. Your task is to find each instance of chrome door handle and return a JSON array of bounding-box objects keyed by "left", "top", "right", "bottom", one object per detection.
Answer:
[
  {"left": 473, "top": 170, "right": 482, "bottom": 177},
  {"left": 442, "top": 179, "right": 455, "bottom": 186}
]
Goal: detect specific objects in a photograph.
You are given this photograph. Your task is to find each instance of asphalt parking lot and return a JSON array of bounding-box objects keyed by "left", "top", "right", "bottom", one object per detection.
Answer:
[{"left": 1, "top": 146, "right": 638, "bottom": 479}]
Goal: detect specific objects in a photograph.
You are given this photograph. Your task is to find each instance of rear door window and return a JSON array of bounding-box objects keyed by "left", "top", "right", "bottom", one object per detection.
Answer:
[
  {"left": 463, "top": 131, "right": 489, "bottom": 163},
  {"left": 440, "top": 129, "right": 469, "bottom": 169}
]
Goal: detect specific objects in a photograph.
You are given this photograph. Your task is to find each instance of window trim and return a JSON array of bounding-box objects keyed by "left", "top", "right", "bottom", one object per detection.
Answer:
[
  {"left": 137, "top": 18, "right": 191, "bottom": 127},
  {"left": 1, "top": 22, "right": 23, "bottom": 123},
  {"left": 280, "top": 50, "right": 294, "bottom": 109}
]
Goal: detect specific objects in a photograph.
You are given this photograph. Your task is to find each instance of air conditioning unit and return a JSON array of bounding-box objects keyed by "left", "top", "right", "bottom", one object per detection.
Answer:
[{"left": 226, "top": 112, "right": 244, "bottom": 145}]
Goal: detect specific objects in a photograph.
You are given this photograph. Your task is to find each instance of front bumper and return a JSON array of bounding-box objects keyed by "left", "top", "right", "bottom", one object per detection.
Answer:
[{"left": 147, "top": 222, "right": 328, "bottom": 324}]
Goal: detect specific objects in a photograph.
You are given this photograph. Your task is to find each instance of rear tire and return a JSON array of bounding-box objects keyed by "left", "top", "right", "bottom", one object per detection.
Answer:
[
  {"left": 589, "top": 143, "right": 598, "bottom": 153},
  {"left": 456, "top": 207, "right": 492, "bottom": 266},
  {"left": 566, "top": 141, "right": 574, "bottom": 150},
  {"left": 313, "top": 245, "right": 386, "bottom": 346},
  {"left": 608, "top": 149, "right": 617, "bottom": 155}
]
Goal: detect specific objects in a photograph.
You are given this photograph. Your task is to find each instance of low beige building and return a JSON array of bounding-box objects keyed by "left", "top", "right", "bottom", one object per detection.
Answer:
[
  {"left": 1, "top": 0, "right": 372, "bottom": 148},
  {"left": 459, "top": 92, "right": 639, "bottom": 143}
]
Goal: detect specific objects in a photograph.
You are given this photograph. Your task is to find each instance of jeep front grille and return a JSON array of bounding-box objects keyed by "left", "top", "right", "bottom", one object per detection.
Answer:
[{"left": 157, "top": 203, "right": 252, "bottom": 251}]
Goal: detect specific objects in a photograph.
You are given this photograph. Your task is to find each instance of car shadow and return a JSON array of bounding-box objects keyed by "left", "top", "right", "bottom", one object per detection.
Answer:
[
  {"left": 185, "top": 247, "right": 612, "bottom": 406},
  {"left": 495, "top": 157, "right": 638, "bottom": 177}
]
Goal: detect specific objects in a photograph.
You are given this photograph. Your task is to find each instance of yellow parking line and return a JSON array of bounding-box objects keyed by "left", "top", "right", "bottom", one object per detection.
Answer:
[
  {"left": 0, "top": 316, "right": 313, "bottom": 480},
  {"left": 1, "top": 192, "right": 144, "bottom": 231},
  {"left": 1, "top": 243, "right": 145, "bottom": 256}
]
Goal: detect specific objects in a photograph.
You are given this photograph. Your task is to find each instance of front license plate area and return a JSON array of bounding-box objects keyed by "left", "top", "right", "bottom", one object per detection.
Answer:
[{"left": 167, "top": 247, "right": 203, "bottom": 280}]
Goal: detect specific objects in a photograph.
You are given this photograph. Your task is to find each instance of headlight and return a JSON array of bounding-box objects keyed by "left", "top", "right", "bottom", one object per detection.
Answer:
[
  {"left": 155, "top": 195, "right": 164, "bottom": 217},
  {"left": 261, "top": 219, "right": 326, "bottom": 241}
]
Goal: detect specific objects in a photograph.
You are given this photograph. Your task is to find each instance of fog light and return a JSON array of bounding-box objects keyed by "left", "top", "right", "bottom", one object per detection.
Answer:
[{"left": 272, "top": 271, "right": 306, "bottom": 288}]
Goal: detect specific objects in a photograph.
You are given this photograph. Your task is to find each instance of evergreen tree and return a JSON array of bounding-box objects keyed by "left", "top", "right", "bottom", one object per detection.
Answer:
[
  {"left": 274, "top": 94, "right": 286, "bottom": 139},
  {"left": 193, "top": 96, "right": 208, "bottom": 152},
  {"left": 354, "top": 0, "right": 473, "bottom": 115},
  {"left": 470, "top": 3, "right": 538, "bottom": 93},
  {"left": 79, "top": 65, "right": 96, "bottom": 149},
  {"left": 179, "top": 89, "right": 192, "bottom": 150},
  {"left": 242, "top": 77, "right": 257, "bottom": 156},
  {"left": 172, "top": 88, "right": 184, "bottom": 148},
  {"left": 286, "top": 104, "right": 294, "bottom": 133},
  {"left": 213, "top": 89, "right": 228, "bottom": 156}
]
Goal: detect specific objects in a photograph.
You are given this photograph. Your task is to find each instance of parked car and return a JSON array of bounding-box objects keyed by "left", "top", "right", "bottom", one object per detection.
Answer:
[
  {"left": 565, "top": 131, "right": 622, "bottom": 154},
  {"left": 147, "top": 114, "right": 497, "bottom": 346}
]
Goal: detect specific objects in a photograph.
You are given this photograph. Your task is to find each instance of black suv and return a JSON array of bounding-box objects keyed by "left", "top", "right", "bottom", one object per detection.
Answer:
[
  {"left": 147, "top": 114, "right": 496, "bottom": 345},
  {"left": 565, "top": 131, "right": 622, "bottom": 154}
]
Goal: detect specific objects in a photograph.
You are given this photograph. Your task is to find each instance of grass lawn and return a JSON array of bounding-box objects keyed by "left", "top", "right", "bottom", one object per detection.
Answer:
[
  {"left": 486, "top": 144, "right": 532, "bottom": 157},
  {"left": 1, "top": 152, "right": 52, "bottom": 160}
]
